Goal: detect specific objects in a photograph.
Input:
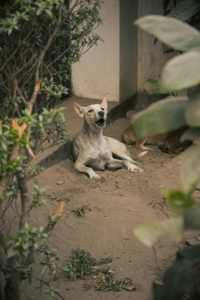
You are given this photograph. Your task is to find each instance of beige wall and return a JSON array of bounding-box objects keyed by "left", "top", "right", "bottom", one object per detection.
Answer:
[
  {"left": 71, "top": 1, "right": 174, "bottom": 101},
  {"left": 71, "top": 1, "right": 120, "bottom": 102}
]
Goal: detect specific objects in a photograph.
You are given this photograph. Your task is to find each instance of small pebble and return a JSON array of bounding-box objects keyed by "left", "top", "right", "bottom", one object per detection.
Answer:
[{"left": 57, "top": 181, "right": 64, "bottom": 185}]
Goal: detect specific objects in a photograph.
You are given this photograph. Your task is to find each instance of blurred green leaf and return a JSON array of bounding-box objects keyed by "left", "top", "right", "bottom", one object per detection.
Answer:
[
  {"left": 134, "top": 217, "right": 183, "bottom": 247},
  {"left": 148, "top": 78, "right": 160, "bottom": 87},
  {"left": 181, "top": 145, "right": 200, "bottom": 195},
  {"left": 134, "top": 15, "right": 200, "bottom": 52},
  {"left": 131, "top": 97, "right": 188, "bottom": 138},
  {"left": 45, "top": 9, "right": 53, "bottom": 18},
  {"left": 165, "top": 190, "right": 195, "bottom": 216},
  {"left": 185, "top": 92, "right": 200, "bottom": 126},
  {"left": 167, "top": 0, "right": 200, "bottom": 21},
  {"left": 150, "top": 88, "right": 163, "bottom": 95},
  {"left": 161, "top": 51, "right": 200, "bottom": 91}
]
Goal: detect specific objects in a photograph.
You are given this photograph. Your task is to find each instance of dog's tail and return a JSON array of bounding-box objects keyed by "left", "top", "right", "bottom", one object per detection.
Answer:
[{"left": 132, "top": 151, "right": 148, "bottom": 160}]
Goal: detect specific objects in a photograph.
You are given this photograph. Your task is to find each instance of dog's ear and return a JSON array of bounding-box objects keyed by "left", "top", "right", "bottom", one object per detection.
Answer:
[
  {"left": 101, "top": 97, "right": 107, "bottom": 111},
  {"left": 74, "top": 102, "right": 84, "bottom": 118}
]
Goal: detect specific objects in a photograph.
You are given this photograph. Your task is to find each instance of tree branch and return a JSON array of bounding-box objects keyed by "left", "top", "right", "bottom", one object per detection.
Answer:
[
  {"left": 24, "top": 202, "right": 65, "bottom": 268},
  {"left": 0, "top": 120, "right": 27, "bottom": 201},
  {"left": 26, "top": 78, "right": 43, "bottom": 113},
  {"left": 16, "top": 173, "right": 29, "bottom": 230},
  {"left": 7, "top": 256, "right": 25, "bottom": 300},
  {"left": 31, "top": 275, "right": 65, "bottom": 300},
  {"left": 44, "top": 201, "right": 65, "bottom": 236},
  {"left": 14, "top": 79, "right": 28, "bottom": 106},
  {"left": 32, "top": 6, "right": 63, "bottom": 105}
]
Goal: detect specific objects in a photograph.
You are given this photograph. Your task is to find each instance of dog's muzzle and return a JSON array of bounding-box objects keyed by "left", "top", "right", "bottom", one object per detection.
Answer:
[
  {"left": 96, "top": 118, "right": 106, "bottom": 127},
  {"left": 96, "top": 111, "right": 106, "bottom": 127}
]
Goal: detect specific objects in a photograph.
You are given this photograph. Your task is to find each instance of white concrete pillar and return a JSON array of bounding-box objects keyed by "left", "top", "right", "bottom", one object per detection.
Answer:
[
  {"left": 71, "top": 1, "right": 120, "bottom": 102},
  {"left": 71, "top": 0, "right": 175, "bottom": 102}
]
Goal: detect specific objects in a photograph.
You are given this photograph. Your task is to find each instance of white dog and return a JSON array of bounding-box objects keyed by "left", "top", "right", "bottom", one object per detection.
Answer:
[{"left": 72, "top": 98, "right": 145, "bottom": 179}]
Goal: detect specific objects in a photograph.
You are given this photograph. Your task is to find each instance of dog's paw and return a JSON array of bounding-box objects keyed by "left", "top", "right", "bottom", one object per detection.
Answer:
[
  {"left": 136, "top": 166, "right": 144, "bottom": 173},
  {"left": 128, "top": 164, "right": 143, "bottom": 173},
  {"left": 89, "top": 172, "right": 101, "bottom": 180}
]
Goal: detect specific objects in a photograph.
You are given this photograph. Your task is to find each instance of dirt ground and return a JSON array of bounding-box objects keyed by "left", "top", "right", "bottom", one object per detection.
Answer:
[{"left": 26, "top": 96, "right": 200, "bottom": 300}]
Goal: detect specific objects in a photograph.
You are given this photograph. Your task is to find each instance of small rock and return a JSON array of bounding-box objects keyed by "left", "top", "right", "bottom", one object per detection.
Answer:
[
  {"left": 116, "top": 185, "right": 123, "bottom": 189},
  {"left": 154, "top": 279, "right": 163, "bottom": 286},
  {"left": 57, "top": 181, "right": 64, "bottom": 185}
]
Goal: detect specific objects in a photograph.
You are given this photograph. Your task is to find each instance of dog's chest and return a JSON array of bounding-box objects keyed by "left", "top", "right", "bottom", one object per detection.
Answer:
[
  {"left": 88, "top": 150, "right": 111, "bottom": 170},
  {"left": 88, "top": 141, "right": 111, "bottom": 160},
  {"left": 86, "top": 139, "right": 112, "bottom": 169}
]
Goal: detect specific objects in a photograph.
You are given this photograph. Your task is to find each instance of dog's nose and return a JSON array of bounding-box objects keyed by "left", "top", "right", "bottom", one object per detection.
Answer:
[{"left": 98, "top": 111, "right": 104, "bottom": 118}]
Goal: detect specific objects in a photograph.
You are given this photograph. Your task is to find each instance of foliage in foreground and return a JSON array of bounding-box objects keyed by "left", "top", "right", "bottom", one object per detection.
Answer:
[
  {"left": 0, "top": 0, "right": 102, "bottom": 299},
  {"left": 132, "top": 3, "right": 200, "bottom": 300}
]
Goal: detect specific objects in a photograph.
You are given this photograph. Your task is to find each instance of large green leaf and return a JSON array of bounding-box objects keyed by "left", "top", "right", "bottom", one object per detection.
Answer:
[
  {"left": 131, "top": 97, "right": 188, "bottom": 138},
  {"left": 134, "top": 15, "right": 200, "bottom": 52},
  {"left": 185, "top": 92, "right": 200, "bottom": 126},
  {"left": 184, "top": 203, "right": 200, "bottom": 230},
  {"left": 148, "top": 78, "right": 160, "bottom": 87},
  {"left": 161, "top": 51, "right": 200, "bottom": 91},
  {"left": 134, "top": 217, "right": 183, "bottom": 247},
  {"left": 165, "top": 189, "right": 195, "bottom": 216},
  {"left": 168, "top": 0, "right": 200, "bottom": 21},
  {"left": 181, "top": 145, "right": 200, "bottom": 194},
  {"left": 150, "top": 88, "right": 163, "bottom": 95}
]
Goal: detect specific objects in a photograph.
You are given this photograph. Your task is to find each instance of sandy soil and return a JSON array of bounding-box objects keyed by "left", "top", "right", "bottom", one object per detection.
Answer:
[{"left": 25, "top": 96, "right": 200, "bottom": 300}]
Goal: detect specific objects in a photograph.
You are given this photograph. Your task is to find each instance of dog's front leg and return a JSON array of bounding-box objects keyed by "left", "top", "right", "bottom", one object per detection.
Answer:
[
  {"left": 74, "top": 160, "right": 100, "bottom": 180},
  {"left": 107, "top": 159, "right": 143, "bottom": 173}
]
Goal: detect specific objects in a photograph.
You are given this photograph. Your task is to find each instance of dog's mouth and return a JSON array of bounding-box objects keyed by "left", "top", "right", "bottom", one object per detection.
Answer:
[{"left": 96, "top": 118, "right": 106, "bottom": 127}]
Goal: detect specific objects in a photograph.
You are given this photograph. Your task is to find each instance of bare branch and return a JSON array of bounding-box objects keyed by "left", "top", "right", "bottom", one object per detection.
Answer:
[
  {"left": 15, "top": 54, "right": 37, "bottom": 76},
  {"left": 24, "top": 202, "right": 65, "bottom": 268},
  {"left": 0, "top": 45, "right": 21, "bottom": 73},
  {"left": 70, "top": 0, "right": 80, "bottom": 13},
  {"left": 13, "top": 81, "right": 21, "bottom": 118},
  {"left": 0, "top": 121, "right": 28, "bottom": 201},
  {"left": 16, "top": 173, "right": 29, "bottom": 230},
  {"left": 7, "top": 255, "right": 26, "bottom": 300},
  {"left": 44, "top": 202, "right": 65, "bottom": 236},
  {"left": 14, "top": 79, "right": 28, "bottom": 106},
  {"left": 0, "top": 176, "right": 12, "bottom": 203},
  {"left": 47, "top": 46, "right": 70, "bottom": 68},
  {"left": 20, "top": 62, "right": 38, "bottom": 89},
  {"left": 34, "top": 6, "right": 63, "bottom": 84},
  {"left": 0, "top": 229, "right": 8, "bottom": 255},
  {"left": 31, "top": 275, "right": 65, "bottom": 300},
  {"left": 25, "top": 6, "right": 63, "bottom": 112},
  {"left": 27, "top": 78, "right": 43, "bottom": 113}
]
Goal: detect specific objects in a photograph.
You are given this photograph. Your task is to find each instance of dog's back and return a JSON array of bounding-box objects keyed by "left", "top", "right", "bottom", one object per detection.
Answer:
[
  {"left": 122, "top": 125, "right": 192, "bottom": 154},
  {"left": 160, "top": 126, "right": 193, "bottom": 154}
]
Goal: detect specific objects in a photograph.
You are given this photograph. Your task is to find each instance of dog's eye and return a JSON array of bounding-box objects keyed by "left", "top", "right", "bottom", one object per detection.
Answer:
[
  {"left": 101, "top": 108, "right": 104, "bottom": 111},
  {"left": 88, "top": 109, "right": 93, "bottom": 113}
]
